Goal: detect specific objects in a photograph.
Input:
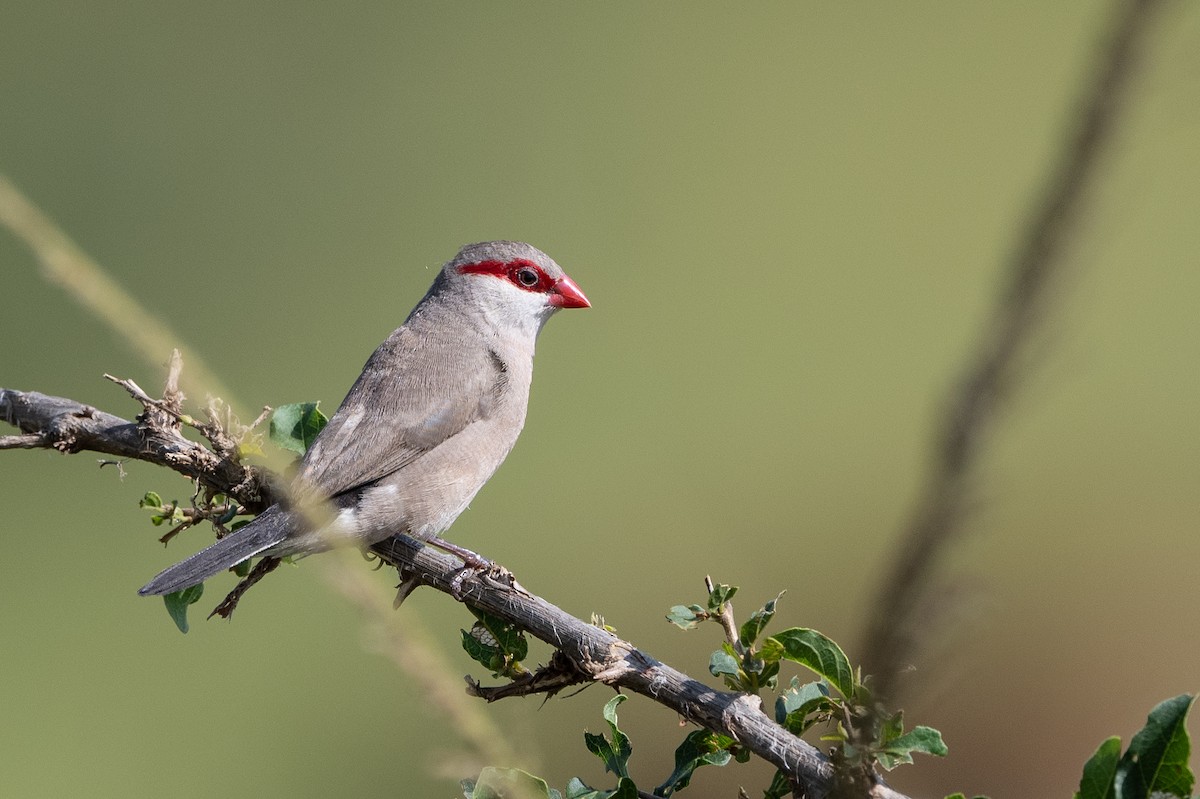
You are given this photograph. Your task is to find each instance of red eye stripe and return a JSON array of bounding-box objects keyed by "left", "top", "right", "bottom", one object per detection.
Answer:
[{"left": 458, "top": 258, "right": 554, "bottom": 294}]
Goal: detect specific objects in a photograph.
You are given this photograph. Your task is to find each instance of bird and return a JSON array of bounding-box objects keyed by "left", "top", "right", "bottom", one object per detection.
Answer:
[{"left": 139, "top": 240, "right": 589, "bottom": 597}]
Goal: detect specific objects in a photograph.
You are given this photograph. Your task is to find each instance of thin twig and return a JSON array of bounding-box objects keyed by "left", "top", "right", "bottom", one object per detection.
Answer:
[
  {"left": 0, "top": 433, "right": 44, "bottom": 449},
  {"left": 706, "top": 574, "right": 742, "bottom": 653}
]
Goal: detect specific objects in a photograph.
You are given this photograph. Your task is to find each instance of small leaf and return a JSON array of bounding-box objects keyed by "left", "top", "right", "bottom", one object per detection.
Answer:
[
  {"left": 139, "top": 491, "right": 163, "bottom": 509},
  {"left": 269, "top": 402, "right": 328, "bottom": 455},
  {"left": 1074, "top": 736, "right": 1120, "bottom": 799},
  {"left": 584, "top": 695, "right": 632, "bottom": 778},
  {"left": 463, "top": 767, "right": 560, "bottom": 799},
  {"left": 739, "top": 592, "right": 783, "bottom": 648},
  {"left": 876, "top": 726, "right": 948, "bottom": 771},
  {"left": 654, "top": 729, "right": 735, "bottom": 796},
  {"left": 232, "top": 559, "right": 253, "bottom": 578},
  {"left": 666, "top": 605, "right": 701, "bottom": 630},
  {"left": 564, "top": 778, "right": 597, "bottom": 799},
  {"left": 1114, "top": 694, "right": 1195, "bottom": 799},
  {"left": 775, "top": 679, "right": 834, "bottom": 733},
  {"left": 469, "top": 606, "right": 529, "bottom": 662},
  {"left": 707, "top": 583, "right": 737, "bottom": 611},
  {"left": 162, "top": 583, "right": 204, "bottom": 634},
  {"left": 880, "top": 709, "right": 905, "bottom": 746},
  {"left": 709, "top": 650, "right": 741, "bottom": 679},
  {"left": 764, "top": 627, "right": 855, "bottom": 698},
  {"left": 461, "top": 627, "right": 502, "bottom": 673},
  {"left": 564, "top": 779, "right": 637, "bottom": 799}
]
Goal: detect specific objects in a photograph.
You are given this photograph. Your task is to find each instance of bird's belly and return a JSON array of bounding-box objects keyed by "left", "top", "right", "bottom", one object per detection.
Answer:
[{"left": 355, "top": 419, "right": 520, "bottom": 544}]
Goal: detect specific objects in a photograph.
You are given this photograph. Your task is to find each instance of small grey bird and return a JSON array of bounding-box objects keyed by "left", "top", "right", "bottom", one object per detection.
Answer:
[{"left": 139, "top": 241, "right": 589, "bottom": 596}]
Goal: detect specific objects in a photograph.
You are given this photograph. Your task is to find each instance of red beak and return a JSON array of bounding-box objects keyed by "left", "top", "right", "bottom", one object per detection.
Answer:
[{"left": 549, "top": 275, "right": 591, "bottom": 309}]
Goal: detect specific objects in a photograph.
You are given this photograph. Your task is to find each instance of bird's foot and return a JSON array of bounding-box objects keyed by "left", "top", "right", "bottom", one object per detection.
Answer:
[{"left": 426, "top": 536, "right": 506, "bottom": 599}]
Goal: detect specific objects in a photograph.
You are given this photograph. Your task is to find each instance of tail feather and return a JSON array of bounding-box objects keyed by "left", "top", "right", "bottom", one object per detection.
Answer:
[{"left": 138, "top": 506, "right": 294, "bottom": 596}]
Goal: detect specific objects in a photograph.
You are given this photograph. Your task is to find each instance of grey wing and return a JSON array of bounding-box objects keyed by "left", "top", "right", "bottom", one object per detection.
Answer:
[{"left": 296, "top": 327, "right": 506, "bottom": 499}]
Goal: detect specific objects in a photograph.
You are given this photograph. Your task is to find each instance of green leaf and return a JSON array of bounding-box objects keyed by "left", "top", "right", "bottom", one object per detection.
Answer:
[
  {"left": 162, "top": 583, "right": 204, "bottom": 634},
  {"left": 775, "top": 678, "right": 834, "bottom": 734},
  {"left": 876, "top": 725, "right": 948, "bottom": 771},
  {"left": 584, "top": 695, "right": 632, "bottom": 778},
  {"left": 666, "top": 605, "right": 701, "bottom": 630},
  {"left": 232, "top": 558, "right": 253, "bottom": 578},
  {"left": 706, "top": 583, "right": 737, "bottom": 611},
  {"left": 653, "top": 729, "right": 735, "bottom": 796},
  {"left": 564, "top": 779, "right": 594, "bottom": 799},
  {"left": 463, "top": 767, "right": 561, "bottom": 799},
  {"left": 269, "top": 402, "right": 328, "bottom": 455},
  {"left": 607, "top": 778, "right": 638, "bottom": 799},
  {"left": 461, "top": 627, "right": 502, "bottom": 673},
  {"left": 1114, "top": 694, "right": 1195, "bottom": 799},
  {"left": 709, "top": 650, "right": 741, "bottom": 679},
  {"left": 739, "top": 591, "right": 783, "bottom": 648},
  {"left": 562, "top": 778, "right": 638, "bottom": 799},
  {"left": 763, "top": 627, "right": 855, "bottom": 698},
  {"left": 1075, "top": 737, "right": 1120, "bottom": 799},
  {"left": 139, "top": 491, "right": 163, "bottom": 509},
  {"left": 880, "top": 709, "right": 905, "bottom": 745},
  {"left": 469, "top": 606, "right": 529, "bottom": 662}
]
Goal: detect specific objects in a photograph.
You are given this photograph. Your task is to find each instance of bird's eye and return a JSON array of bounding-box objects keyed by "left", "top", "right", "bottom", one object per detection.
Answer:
[{"left": 516, "top": 267, "right": 540, "bottom": 287}]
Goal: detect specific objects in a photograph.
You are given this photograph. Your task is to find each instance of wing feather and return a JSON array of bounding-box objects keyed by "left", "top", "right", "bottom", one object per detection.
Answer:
[{"left": 296, "top": 324, "right": 504, "bottom": 499}]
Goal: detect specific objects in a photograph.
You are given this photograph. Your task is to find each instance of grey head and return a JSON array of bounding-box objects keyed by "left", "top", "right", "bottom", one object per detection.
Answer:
[{"left": 422, "top": 241, "right": 590, "bottom": 338}]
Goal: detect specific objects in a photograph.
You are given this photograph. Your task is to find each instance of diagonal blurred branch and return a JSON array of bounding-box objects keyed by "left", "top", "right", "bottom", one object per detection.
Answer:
[
  {"left": 0, "top": 175, "right": 238, "bottom": 407},
  {"left": 859, "top": 0, "right": 1168, "bottom": 698}
]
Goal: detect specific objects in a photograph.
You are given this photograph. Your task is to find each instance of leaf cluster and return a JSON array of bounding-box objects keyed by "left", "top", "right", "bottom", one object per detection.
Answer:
[
  {"left": 1074, "top": 694, "right": 1196, "bottom": 799},
  {"left": 463, "top": 694, "right": 745, "bottom": 799},
  {"left": 672, "top": 581, "right": 946, "bottom": 795}
]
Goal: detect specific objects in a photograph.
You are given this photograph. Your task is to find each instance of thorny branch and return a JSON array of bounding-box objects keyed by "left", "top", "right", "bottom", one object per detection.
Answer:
[
  {"left": 859, "top": 0, "right": 1168, "bottom": 699},
  {"left": 0, "top": 377, "right": 909, "bottom": 799}
]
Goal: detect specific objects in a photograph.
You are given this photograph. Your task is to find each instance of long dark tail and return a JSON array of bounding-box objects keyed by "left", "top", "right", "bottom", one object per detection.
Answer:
[{"left": 138, "top": 506, "right": 294, "bottom": 596}]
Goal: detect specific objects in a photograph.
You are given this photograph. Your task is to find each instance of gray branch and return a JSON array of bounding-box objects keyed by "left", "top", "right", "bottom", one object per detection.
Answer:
[
  {"left": 1, "top": 384, "right": 909, "bottom": 799},
  {"left": 1, "top": 387, "right": 274, "bottom": 512}
]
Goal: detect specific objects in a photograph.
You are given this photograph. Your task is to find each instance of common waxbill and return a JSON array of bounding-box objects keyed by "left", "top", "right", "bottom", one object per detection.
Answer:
[{"left": 139, "top": 241, "right": 589, "bottom": 596}]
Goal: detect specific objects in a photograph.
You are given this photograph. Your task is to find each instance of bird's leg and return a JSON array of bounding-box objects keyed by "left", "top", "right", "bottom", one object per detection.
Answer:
[
  {"left": 426, "top": 536, "right": 493, "bottom": 569},
  {"left": 209, "top": 556, "right": 280, "bottom": 619}
]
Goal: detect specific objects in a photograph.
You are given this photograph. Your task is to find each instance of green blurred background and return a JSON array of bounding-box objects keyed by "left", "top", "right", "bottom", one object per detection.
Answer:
[{"left": 2, "top": 3, "right": 1197, "bottom": 797}]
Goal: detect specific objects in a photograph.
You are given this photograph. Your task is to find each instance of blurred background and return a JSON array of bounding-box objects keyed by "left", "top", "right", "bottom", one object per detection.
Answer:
[{"left": 2, "top": 3, "right": 1197, "bottom": 797}]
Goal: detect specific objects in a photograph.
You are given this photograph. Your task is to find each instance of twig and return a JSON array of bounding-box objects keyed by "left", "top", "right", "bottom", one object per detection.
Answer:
[
  {"left": 705, "top": 574, "right": 743, "bottom": 653},
  {"left": 0, "top": 433, "right": 44, "bottom": 449},
  {"left": 859, "top": 0, "right": 1168, "bottom": 698},
  {"left": 0, "top": 387, "right": 273, "bottom": 512}
]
